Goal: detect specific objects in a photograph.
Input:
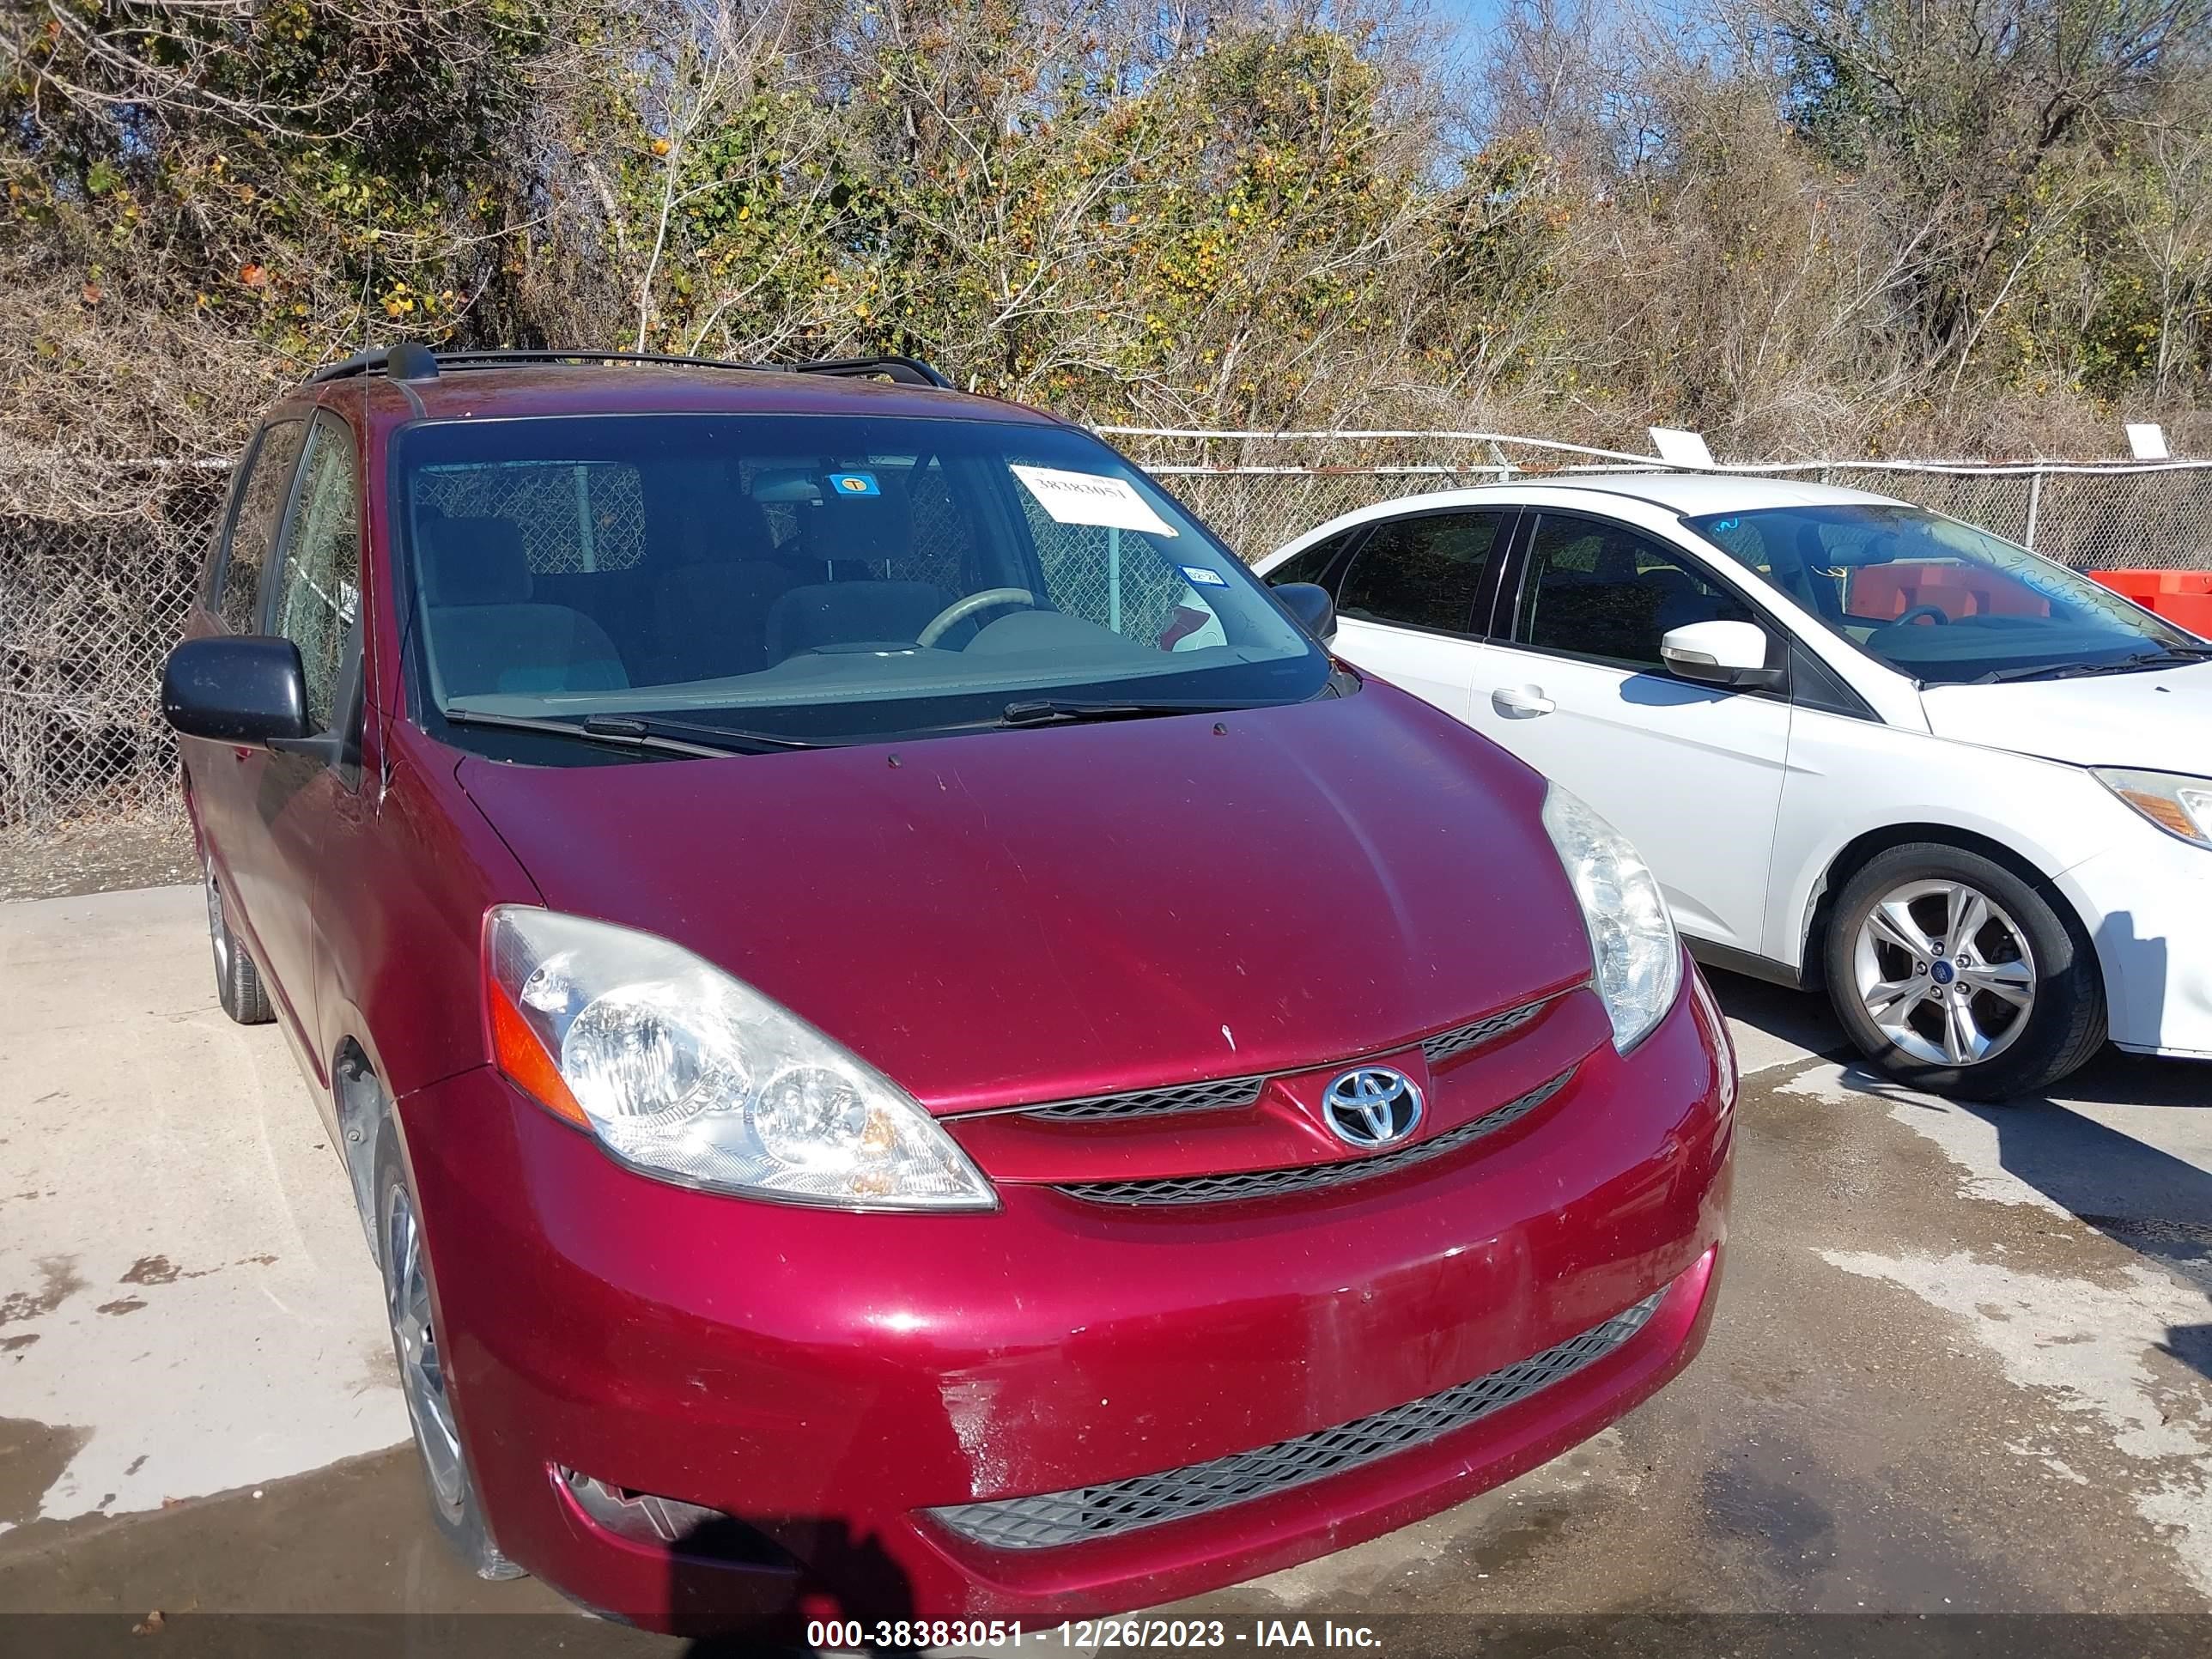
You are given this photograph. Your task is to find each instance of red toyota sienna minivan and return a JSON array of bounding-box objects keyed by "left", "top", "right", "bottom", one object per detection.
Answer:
[{"left": 161, "top": 345, "right": 1733, "bottom": 1637}]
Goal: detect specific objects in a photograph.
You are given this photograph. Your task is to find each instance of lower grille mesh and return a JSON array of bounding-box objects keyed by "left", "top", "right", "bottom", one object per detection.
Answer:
[
  {"left": 928, "top": 1286, "right": 1667, "bottom": 1551},
  {"left": 1051, "top": 1066, "right": 1575, "bottom": 1208}
]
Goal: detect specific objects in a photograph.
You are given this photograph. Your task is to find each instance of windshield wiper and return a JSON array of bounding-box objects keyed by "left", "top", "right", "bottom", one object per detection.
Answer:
[
  {"left": 441, "top": 708, "right": 822, "bottom": 757},
  {"left": 580, "top": 710, "right": 830, "bottom": 750},
  {"left": 999, "top": 697, "right": 1257, "bottom": 727},
  {"left": 1972, "top": 646, "right": 2212, "bottom": 685}
]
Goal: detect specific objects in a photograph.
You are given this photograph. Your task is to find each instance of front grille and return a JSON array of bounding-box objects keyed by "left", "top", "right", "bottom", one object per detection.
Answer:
[
  {"left": 994, "top": 998, "right": 1555, "bottom": 1123},
  {"left": 1018, "top": 1075, "right": 1266, "bottom": 1121},
  {"left": 929, "top": 1285, "right": 1666, "bottom": 1551},
  {"left": 1420, "top": 996, "right": 1550, "bottom": 1066},
  {"left": 1051, "top": 1066, "right": 1575, "bottom": 1208}
]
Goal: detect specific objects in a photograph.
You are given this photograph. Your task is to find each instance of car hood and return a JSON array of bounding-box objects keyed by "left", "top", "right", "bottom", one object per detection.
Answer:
[
  {"left": 453, "top": 684, "right": 1593, "bottom": 1113},
  {"left": 1918, "top": 660, "right": 2212, "bottom": 770}
]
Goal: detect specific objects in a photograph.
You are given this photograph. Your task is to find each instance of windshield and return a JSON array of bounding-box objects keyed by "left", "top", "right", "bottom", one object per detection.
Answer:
[
  {"left": 395, "top": 413, "right": 1327, "bottom": 753},
  {"left": 1683, "top": 503, "right": 2203, "bottom": 685}
]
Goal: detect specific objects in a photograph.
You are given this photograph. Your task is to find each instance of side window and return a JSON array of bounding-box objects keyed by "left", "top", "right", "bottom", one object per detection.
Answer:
[
  {"left": 1337, "top": 511, "right": 1505, "bottom": 635},
  {"left": 1516, "top": 515, "right": 1753, "bottom": 670},
  {"left": 216, "top": 419, "right": 307, "bottom": 635},
  {"left": 269, "top": 420, "right": 362, "bottom": 732},
  {"left": 1267, "top": 527, "right": 1361, "bottom": 592}
]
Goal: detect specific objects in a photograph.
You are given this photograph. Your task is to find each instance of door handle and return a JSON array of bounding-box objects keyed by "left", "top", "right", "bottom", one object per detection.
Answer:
[{"left": 1492, "top": 685, "right": 1555, "bottom": 718}]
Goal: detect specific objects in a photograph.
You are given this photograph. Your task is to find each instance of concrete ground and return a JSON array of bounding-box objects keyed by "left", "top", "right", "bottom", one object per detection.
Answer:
[{"left": 3, "top": 885, "right": 2210, "bottom": 1649}]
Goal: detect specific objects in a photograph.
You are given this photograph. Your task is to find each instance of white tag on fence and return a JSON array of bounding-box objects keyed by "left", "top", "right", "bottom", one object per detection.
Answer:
[
  {"left": 2126, "top": 423, "right": 2171, "bottom": 461},
  {"left": 1648, "top": 427, "right": 1716, "bottom": 468}
]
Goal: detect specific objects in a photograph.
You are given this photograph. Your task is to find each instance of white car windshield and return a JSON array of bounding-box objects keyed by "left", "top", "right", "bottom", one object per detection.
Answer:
[
  {"left": 395, "top": 413, "right": 1329, "bottom": 753},
  {"left": 1686, "top": 503, "right": 2209, "bottom": 685}
]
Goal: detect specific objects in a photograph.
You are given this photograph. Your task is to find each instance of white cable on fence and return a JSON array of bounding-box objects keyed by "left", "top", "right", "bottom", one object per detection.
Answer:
[{"left": 1097, "top": 428, "right": 2212, "bottom": 478}]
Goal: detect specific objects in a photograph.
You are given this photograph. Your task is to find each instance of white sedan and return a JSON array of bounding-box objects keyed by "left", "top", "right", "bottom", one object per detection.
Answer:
[{"left": 1258, "top": 473, "right": 2212, "bottom": 1099}]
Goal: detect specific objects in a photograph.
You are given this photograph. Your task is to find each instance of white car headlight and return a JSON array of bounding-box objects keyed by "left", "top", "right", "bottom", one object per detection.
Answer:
[
  {"left": 483, "top": 908, "right": 996, "bottom": 1211},
  {"left": 1540, "top": 784, "right": 1683, "bottom": 1051},
  {"left": 2094, "top": 767, "right": 2212, "bottom": 851}
]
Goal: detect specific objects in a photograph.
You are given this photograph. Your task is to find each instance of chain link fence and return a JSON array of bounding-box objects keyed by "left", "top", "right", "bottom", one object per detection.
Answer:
[
  {"left": 2, "top": 472, "right": 226, "bottom": 834},
  {"left": 7, "top": 434, "right": 2210, "bottom": 836},
  {"left": 1103, "top": 428, "right": 2212, "bottom": 568}
]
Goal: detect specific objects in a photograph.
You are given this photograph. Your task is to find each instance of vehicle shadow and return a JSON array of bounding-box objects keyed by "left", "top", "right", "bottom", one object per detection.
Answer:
[
  {"left": 1886, "top": 1087, "right": 2212, "bottom": 1382},
  {"left": 1711, "top": 914, "right": 2212, "bottom": 1381},
  {"left": 670, "top": 1515, "right": 918, "bottom": 1656},
  {"left": 1698, "top": 968, "right": 1855, "bottom": 1071}
]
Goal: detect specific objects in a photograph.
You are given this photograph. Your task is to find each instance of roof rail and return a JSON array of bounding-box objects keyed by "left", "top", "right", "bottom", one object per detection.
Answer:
[
  {"left": 306, "top": 345, "right": 952, "bottom": 390},
  {"left": 307, "top": 342, "right": 441, "bottom": 384}
]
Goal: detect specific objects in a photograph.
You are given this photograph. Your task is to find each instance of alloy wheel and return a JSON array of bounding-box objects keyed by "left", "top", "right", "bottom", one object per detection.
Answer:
[
  {"left": 383, "top": 1184, "right": 467, "bottom": 1514},
  {"left": 1850, "top": 878, "right": 2036, "bottom": 1068},
  {"left": 204, "top": 867, "right": 231, "bottom": 978}
]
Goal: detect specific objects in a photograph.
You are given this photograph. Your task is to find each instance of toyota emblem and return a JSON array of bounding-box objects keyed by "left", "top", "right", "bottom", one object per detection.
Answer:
[{"left": 1322, "top": 1066, "right": 1423, "bottom": 1148}]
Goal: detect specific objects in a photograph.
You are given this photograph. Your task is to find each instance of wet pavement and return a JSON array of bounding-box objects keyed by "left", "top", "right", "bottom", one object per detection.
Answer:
[{"left": 3, "top": 888, "right": 2210, "bottom": 1651}]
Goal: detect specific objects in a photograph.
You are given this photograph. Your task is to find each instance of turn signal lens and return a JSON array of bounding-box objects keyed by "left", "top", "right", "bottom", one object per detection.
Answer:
[
  {"left": 486, "top": 974, "right": 588, "bottom": 1127},
  {"left": 2094, "top": 768, "right": 2212, "bottom": 851}
]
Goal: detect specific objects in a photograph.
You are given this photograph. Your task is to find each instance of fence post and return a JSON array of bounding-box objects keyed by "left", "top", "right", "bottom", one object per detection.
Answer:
[
  {"left": 1109, "top": 526, "right": 1122, "bottom": 633},
  {"left": 2023, "top": 469, "right": 2043, "bottom": 551}
]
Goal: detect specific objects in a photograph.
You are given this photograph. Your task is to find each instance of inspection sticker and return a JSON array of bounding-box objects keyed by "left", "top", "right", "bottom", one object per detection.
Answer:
[
  {"left": 1182, "top": 565, "right": 1228, "bottom": 586},
  {"left": 1009, "top": 464, "right": 1177, "bottom": 538}
]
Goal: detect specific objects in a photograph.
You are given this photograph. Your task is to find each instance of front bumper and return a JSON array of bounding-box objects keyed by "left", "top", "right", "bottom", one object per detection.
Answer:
[
  {"left": 2059, "top": 836, "right": 2212, "bottom": 1058},
  {"left": 394, "top": 981, "right": 1732, "bottom": 1633}
]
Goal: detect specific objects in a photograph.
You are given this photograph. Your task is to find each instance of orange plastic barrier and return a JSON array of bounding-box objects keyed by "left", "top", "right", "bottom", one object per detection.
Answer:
[{"left": 2088, "top": 570, "right": 2212, "bottom": 639}]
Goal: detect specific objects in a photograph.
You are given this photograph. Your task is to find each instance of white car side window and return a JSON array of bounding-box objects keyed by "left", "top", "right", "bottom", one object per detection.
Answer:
[
  {"left": 1516, "top": 515, "right": 1755, "bottom": 671},
  {"left": 1336, "top": 512, "right": 1507, "bottom": 635}
]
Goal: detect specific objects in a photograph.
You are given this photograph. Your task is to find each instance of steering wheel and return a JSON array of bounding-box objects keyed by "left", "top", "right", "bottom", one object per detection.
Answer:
[
  {"left": 1891, "top": 604, "right": 1952, "bottom": 626},
  {"left": 917, "top": 587, "right": 1037, "bottom": 647}
]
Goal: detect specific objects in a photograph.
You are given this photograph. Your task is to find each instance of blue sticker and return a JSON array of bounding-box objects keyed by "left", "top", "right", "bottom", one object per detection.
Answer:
[
  {"left": 828, "top": 471, "right": 880, "bottom": 496},
  {"left": 1711, "top": 517, "right": 1740, "bottom": 533},
  {"left": 1182, "top": 565, "right": 1229, "bottom": 586}
]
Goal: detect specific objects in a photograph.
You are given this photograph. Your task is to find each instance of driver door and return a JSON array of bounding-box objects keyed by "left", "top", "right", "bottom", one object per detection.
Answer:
[{"left": 245, "top": 412, "right": 366, "bottom": 1079}]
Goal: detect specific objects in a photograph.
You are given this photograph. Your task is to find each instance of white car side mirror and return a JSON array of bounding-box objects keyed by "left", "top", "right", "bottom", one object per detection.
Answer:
[{"left": 1661, "top": 620, "right": 1785, "bottom": 691}]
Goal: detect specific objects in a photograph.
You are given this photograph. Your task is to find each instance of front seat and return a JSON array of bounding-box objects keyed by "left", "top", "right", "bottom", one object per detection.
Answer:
[
  {"left": 418, "top": 518, "right": 629, "bottom": 699},
  {"left": 648, "top": 495, "right": 795, "bottom": 683},
  {"left": 1784, "top": 522, "right": 1844, "bottom": 619},
  {"left": 762, "top": 476, "right": 963, "bottom": 659}
]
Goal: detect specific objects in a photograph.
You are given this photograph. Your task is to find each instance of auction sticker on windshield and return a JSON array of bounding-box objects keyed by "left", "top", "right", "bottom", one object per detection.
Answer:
[{"left": 1011, "top": 464, "right": 1178, "bottom": 538}]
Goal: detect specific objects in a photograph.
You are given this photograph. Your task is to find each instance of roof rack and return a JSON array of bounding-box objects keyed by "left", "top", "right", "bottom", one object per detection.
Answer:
[{"left": 306, "top": 345, "right": 952, "bottom": 390}]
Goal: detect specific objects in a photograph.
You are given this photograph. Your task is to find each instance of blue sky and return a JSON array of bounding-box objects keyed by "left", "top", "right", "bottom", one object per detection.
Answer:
[{"left": 1430, "top": 0, "right": 1509, "bottom": 27}]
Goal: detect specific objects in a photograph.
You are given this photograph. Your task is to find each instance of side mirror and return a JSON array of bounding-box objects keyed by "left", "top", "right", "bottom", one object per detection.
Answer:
[
  {"left": 161, "top": 636, "right": 312, "bottom": 747},
  {"left": 1273, "top": 581, "right": 1337, "bottom": 644},
  {"left": 1661, "top": 620, "right": 1786, "bottom": 692}
]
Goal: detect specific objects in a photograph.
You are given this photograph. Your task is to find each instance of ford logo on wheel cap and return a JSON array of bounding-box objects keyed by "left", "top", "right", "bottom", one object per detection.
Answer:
[{"left": 1322, "top": 1066, "right": 1424, "bottom": 1149}]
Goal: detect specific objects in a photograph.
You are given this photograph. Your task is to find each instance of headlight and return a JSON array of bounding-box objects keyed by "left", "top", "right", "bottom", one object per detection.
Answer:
[
  {"left": 2094, "top": 767, "right": 2212, "bottom": 850},
  {"left": 1540, "top": 784, "right": 1682, "bottom": 1050},
  {"left": 483, "top": 908, "right": 996, "bottom": 1211}
]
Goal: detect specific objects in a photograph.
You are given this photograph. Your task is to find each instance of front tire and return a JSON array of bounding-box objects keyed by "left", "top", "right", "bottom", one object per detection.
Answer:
[
  {"left": 375, "top": 1133, "right": 523, "bottom": 1581},
  {"left": 1823, "top": 842, "right": 2105, "bottom": 1101}
]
